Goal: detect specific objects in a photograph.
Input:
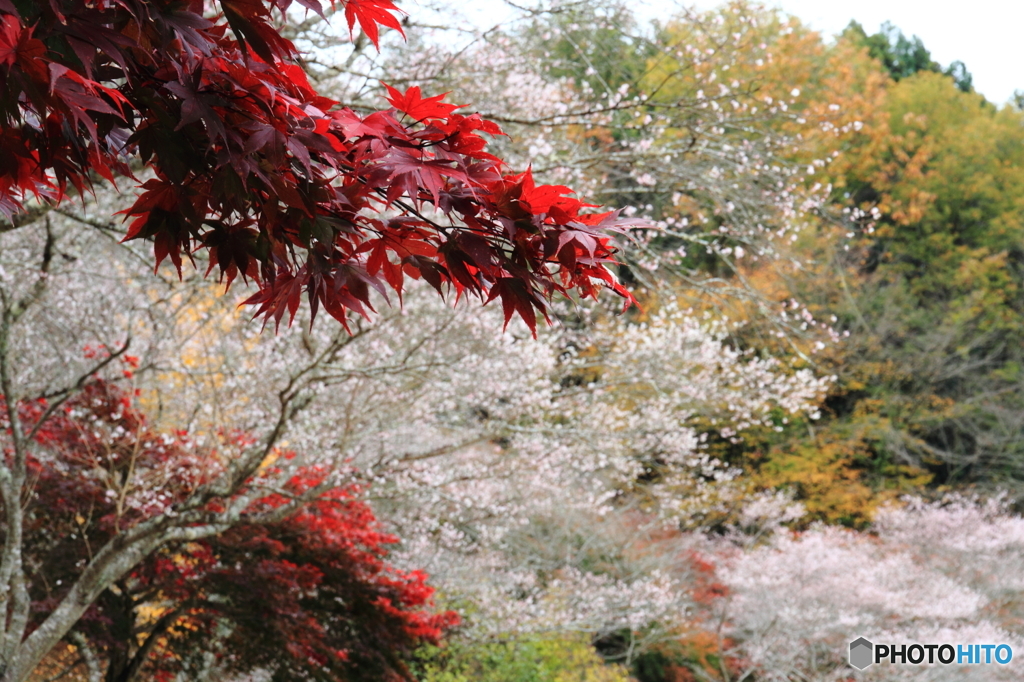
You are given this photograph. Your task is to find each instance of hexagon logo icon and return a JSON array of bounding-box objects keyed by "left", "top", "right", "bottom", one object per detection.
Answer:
[{"left": 850, "top": 637, "right": 874, "bottom": 670}]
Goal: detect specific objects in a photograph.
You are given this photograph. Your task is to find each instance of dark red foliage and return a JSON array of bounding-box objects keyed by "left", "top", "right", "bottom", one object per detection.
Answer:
[
  {"left": 4, "top": 378, "right": 456, "bottom": 680},
  {"left": 132, "top": 487, "right": 460, "bottom": 680},
  {"left": 0, "top": 0, "right": 634, "bottom": 332}
]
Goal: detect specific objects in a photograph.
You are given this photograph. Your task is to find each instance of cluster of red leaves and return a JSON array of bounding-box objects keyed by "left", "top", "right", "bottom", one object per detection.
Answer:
[
  {"left": 132, "top": 484, "right": 459, "bottom": 680},
  {"left": 0, "top": 0, "right": 634, "bottom": 332},
  {"left": 674, "top": 551, "right": 745, "bottom": 681},
  {"left": 684, "top": 550, "right": 728, "bottom": 605},
  {"left": 3, "top": 379, "right": 455, "bottom": 680}
]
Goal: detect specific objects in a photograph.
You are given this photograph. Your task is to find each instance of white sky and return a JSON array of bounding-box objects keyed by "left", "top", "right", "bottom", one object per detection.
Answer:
[
  {"left": 445, "top": 0, "right": 1024, "bottom": 105},
  {"left": 755, "top": 0, "right": 1023, "bottom": 105}
]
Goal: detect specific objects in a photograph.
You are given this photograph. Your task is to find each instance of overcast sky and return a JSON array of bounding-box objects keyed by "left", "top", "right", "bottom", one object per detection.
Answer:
[{"left": 446, "top": 0, "right": 1023, "bottom": 105}]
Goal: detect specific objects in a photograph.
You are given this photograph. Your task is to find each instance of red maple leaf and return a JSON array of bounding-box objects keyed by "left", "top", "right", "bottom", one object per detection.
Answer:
[
  {"left": 0, "top": 0, "right": 637, "bottom": 334},
  {"left": 383, "top": 83, "right": 462, "bottom": 122},
  {"left": 344, "top": 0, "right": 405, "bottom": 48}
]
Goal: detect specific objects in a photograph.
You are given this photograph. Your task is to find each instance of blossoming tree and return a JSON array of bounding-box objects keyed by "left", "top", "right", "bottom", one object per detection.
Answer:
[{"left": 0, "top": 0, "right": 649, "bottom": 678}]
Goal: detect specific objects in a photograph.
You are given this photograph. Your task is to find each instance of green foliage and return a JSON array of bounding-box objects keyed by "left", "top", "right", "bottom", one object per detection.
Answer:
[
  {"left": 632, "top": 6, "right": 1024, "bottom": 524},
  {"left": 755, "top": 46, "right": 1024, "bottom": 521},
  {"left": 414, "top": 635, "right": 634, "bottom": 682},
  {"left": 842, "top": 21, "right": 973, "bottom": 93},
  {"left": 528, "top": 2, "right": 653, "bottom": 98},
  {"left": 596, "top": 632, "right": 738, "bottom": 682},
  {"left": 829, "top": 73, "right": 1024, "bottom": 485}
]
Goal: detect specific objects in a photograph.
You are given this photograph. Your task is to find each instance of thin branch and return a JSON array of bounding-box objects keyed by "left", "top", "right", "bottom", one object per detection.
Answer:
[{"left": 66, "top": 632, "right": 101, "bottom": 682}]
